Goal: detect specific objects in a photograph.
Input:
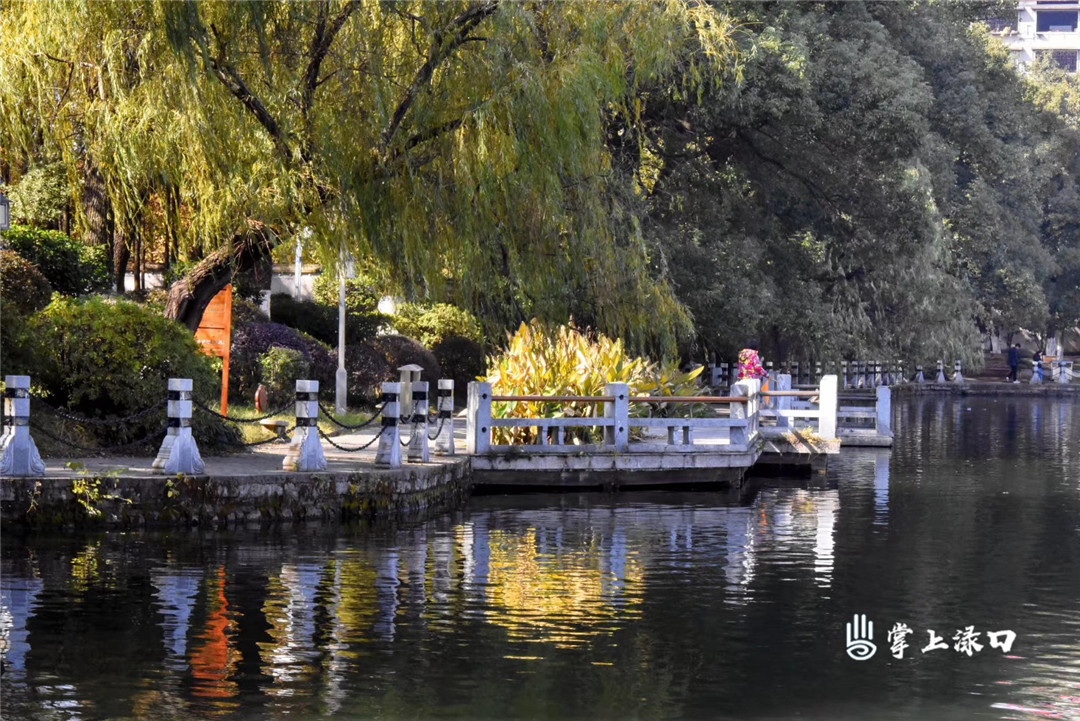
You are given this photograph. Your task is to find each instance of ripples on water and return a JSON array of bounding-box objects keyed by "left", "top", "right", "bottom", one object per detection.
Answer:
[{"left": 1, "top": 396, "right": 1078, "bottom": 720}]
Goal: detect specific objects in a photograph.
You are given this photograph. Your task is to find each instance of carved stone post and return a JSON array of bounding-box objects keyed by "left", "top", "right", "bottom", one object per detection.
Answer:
[
  {"left": 0, "top": 375, "right": 45, "bottom": 477},
  {"left": 283, "top": 380, "right": 327, "bottom": 472}
]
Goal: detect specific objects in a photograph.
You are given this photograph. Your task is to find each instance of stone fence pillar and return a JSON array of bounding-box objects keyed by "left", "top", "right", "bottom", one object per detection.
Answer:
[
  {"left": 407, "top": 381, "right": 430, "bottom": 463},
  {"left": 936, "top": 360, "right": 946, "bottom": 383},
  {"left": 603, "top": 383, "right": 629, "bottom": 452},
  {"left": 375, "top": 382, "right": 402, "bottom": 467},
  {"left": 283, "top": 380, "right": 327, "bottom": 472},
  {"left": 876, "top": 386, "right": 893, "bottom": 438},
  {"left": 152, "top": 378, "right": 204, "bottom": 475},
  {"left": 466, "top": 382, "right": 492, "bottom": 455},
  {"left": 0, "top": 375, "right": 45, "bottom": 477},
  {"left": 434, "top": 380, "right": 456, "bottom": 456},
  {"left": 954, "top": 360, "right": 964, "bottom": 384}
]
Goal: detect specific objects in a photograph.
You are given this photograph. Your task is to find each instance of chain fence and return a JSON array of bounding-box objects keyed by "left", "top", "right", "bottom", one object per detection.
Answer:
[
  {"left": 29, "top": 422, "right": 169, "bottom": 454},
  {"left": 318, "top": 426, "right": 387, "bottom": 453},
  {"left": 193, "top": 400, "right": 293, "bottom": 424},
  {"left": 31, "top": 396, "right": 167, "bottom": 427},
  {"left": 318, "top": 403, "right": 384, "bottom": 430}
]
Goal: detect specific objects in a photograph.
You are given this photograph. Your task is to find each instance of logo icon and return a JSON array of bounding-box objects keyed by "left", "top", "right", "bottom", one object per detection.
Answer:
[{"left": 846, "top": 614, "right": 877, "bottom": 661}]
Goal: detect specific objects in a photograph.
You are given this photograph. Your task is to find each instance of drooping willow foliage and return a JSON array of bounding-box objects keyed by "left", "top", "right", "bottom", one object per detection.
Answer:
[{"left": 1, "top": 0, "right": 740, "bottom": 356}]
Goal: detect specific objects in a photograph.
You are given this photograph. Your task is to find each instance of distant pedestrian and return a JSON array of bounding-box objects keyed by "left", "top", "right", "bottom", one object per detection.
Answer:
[
  {"left": 738, "top": 344, "right": 768, "bottom": 386},
  {"left": 1007, "top": 343, "right": 1020, "bottom": 383}
]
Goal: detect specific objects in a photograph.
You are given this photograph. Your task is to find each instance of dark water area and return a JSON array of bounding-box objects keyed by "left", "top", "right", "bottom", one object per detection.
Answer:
[{"left": 1, "top": 396, "right": 1078, "bottom": 720}]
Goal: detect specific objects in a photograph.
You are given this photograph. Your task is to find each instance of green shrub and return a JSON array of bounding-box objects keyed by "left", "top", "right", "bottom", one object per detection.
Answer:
[
  {"left": 4, "top": 225, "right": 109, "bottom": 295},
  {"left": 390, "top": 302, "right": 483, "bottom": 347},
  {"left": 373, "top": 334, "right": 441, "bottom": 382},
  {"left": 258, "top": 347, "right": 310, "bottom": 407},
  {"left": 485, "top": 320, "right": 702, "bottom": 444},
  {"left": 270, "top": 293, "right": 340, "bottom": 346},
  {"left": 25, "top": 296, "right": 238, "bottom": 450},
  {"left": 232, "top": 297, "right": 269, "bottom": 328},
  {"left": 338, "top": 342, "right": 393, "bottom": 405},
  {"left": 312, "top": 271, "right": 386, "bottom": 340},
  {"left": 229, "top": 322, "right": 335, "bottom": 404},
  {"left": 433, "top": 334, "right": 487, "bottom": 388},
  {"left": 0, "top": 250, "right": 53, "bottom": 315}
]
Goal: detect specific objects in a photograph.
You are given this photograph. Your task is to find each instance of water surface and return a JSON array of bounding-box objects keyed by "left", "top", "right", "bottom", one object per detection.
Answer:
[{"left": 2, "top": 395, "right": 1078, "bottom": 720}]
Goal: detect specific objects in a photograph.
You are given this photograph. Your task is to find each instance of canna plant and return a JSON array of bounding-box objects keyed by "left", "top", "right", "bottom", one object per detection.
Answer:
[{"left": 484, "top": 320, "right": 703, "bottom": 444}]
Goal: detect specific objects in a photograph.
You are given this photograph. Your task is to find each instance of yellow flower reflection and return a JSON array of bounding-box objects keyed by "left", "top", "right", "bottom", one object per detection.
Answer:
[{"left": 484, "top": 529, "right": 643, "bottom": 649}]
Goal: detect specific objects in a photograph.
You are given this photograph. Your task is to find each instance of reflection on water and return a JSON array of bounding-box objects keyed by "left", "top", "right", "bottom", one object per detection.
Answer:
[{"left": 1, "top": 396, "right": 1079, "bottom": 720}]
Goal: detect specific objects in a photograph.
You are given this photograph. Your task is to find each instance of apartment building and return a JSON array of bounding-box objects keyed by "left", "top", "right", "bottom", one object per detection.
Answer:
[{"left": 991, "top": 0, "right": 1080, "bottom": 72}]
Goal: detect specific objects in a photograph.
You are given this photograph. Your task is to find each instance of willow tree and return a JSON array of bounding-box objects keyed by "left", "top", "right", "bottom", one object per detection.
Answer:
[{"left": 2, "top": 0, "right": 737, "bottom": 354}]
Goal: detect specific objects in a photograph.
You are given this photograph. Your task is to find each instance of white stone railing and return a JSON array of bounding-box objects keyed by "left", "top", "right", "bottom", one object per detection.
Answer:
[
  {"left": 836, "top": 386, "right": 893, "bottom": 441},
  {"left": 758, "top": 374, "right": 838, "bottom": 441},
  {"left": 466, "top": 379, "right": 763, "bottom": 456}
]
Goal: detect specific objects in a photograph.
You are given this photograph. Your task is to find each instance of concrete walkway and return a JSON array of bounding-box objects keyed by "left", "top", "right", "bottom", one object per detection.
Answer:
[{"left": 27, "top": 424, "right": 469, "bottom": 480}]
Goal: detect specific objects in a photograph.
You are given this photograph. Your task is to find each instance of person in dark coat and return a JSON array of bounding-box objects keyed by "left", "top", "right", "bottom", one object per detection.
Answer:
[{"left": 1007, "top": 343, "right": 1021, "bottom": 383}]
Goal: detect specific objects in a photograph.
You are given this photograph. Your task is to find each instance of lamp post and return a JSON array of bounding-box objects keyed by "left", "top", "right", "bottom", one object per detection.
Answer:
[
  {"left": 336, "top": 247, "right": 355, "bottom": 415},
  {"left": 0, "top": 190, "right": 10, "bottom": 233}
]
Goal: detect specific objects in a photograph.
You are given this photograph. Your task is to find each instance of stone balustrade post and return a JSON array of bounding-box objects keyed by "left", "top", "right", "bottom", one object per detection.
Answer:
[
  {"left": 818, "top": 374, "right": 837, "bottom": 441},
  {"left": 936, "top": 360, "right": 946, "bottom": 383},
  {"left": 283, "top": 380, "right": 327, "bottom": 472},
  {"left": 407, "top": 381, "right": 430, "bottom": 463},
  {"left": 159, "top": 378, "right": 204, "bottom": 475},
  {"left": 0, "top": 375, "right": 45, "bottom": 477},
  {"left": 954, "top": 360, "right": 964, "bottom": 384},
  {"left": 729, "top": 378, "right": 760, "bottom": 450},
  {"left": 604, "top": 383, "right": 629, "bottom": 452},
  {"left": 775, "top": 374, "right": 792, "bottom": 429},
  {"left": 841, "top": 361, "right": 849, "bottom": 389},
  {"left": 915, "top": 365, "right": 925, "bottom": 384},
  {"left": 876, "top": 386, "right": 893, "bottom": 438},
  {"left": 720, "top": 362, "right": 730, "bottom": 388},
  {"left": 466, "top": 382, "right": 492, "bottom": 455},
  {"left": 1030, "top": 359, "right": 1043, "bottom": 385},
  {"left": 375, "top": 382, "right": 402, "bottom": 467},
  {"left": 434, "top": 380, "right": 456, "bottom": 455}
]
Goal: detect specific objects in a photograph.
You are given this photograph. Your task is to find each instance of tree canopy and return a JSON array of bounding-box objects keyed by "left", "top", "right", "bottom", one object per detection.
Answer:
[
  {"left": 3, "top": 0, "right": 1078, "bottom": 363},
  {"left": 2, "top": 0, "right": 737, "bottom": 354}
]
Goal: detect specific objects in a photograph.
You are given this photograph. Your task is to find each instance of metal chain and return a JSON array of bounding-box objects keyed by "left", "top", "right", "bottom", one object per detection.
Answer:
[
  {"left": 317, "top": 402, "right": 384, "bottom": 430},
  {"left": 29, "top": 422, "right": 168, "bottom": 453},
  {"left": 427, "top": 416, "right": 446, "bottom": 441},
  {"left": 318, "top": 426, "right": 386, "bottom": 452},
  {"left": 30, "top": 396, "right": 167, "bottom": 427},
  {"left": 193, "top": 400, "right": 293, "bottom": 424}
]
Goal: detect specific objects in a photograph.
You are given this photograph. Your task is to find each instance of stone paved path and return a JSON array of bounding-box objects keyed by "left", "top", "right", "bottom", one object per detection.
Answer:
[{"left": 29, "top": 425, "right": 468, "bottom": 479}]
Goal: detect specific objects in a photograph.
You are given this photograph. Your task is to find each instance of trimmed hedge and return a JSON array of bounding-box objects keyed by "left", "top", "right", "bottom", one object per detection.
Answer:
[
  {"left": 25, "top": 296, "right": 238, "bottom": 451},
  {"left": 230, "top": 322, "right": 335, "bottom": 403},
  {"left": 4, "top": 225, "right": 109, "bottom": 295},
  {"left": 0, "top": 250, "right": 53, "bottom": 315},
  {"left": 433, "top": 334, "right": 487, "bottom": 387}
]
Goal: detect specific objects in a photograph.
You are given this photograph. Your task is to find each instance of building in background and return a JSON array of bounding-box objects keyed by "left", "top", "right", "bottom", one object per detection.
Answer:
[{"left": 990, "top": 1, "right": 1080, "bottom": 72}]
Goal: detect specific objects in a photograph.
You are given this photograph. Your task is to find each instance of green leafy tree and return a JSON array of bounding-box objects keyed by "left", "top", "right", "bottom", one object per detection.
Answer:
[{"left": 2, "top": 0, "right": 739, "bottom": 356}]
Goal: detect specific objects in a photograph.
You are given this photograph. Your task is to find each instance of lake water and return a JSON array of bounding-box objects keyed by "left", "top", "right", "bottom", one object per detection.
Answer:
[{"left": 2, "top": 395, "right": 1078, "bottom": 720}]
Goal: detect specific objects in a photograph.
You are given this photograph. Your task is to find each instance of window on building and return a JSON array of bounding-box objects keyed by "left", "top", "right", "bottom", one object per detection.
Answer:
[
  {"left": 1036, "top": 49, "right": 1079, "bottom": 71},
  {"left": 1036, "top": 10, "right": 1078, "bottom": 31}
]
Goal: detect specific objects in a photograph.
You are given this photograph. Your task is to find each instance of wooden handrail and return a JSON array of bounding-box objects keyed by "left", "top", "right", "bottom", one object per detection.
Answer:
[
  {"left": 490, "top": 395, "right": 749, "bottom": 404},
  {"left": 491, "top": 395, "right": 614, "bottom": 402},
  {"left": 629, "top": 396, "right": 747, "bottom": 404}
]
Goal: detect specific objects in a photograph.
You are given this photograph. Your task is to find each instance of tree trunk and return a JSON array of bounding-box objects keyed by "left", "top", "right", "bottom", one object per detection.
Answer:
[
  {"left": 82, "top": 161, "right": 114, "bottom": 280},
  {"left": 164, "top": 224, "right": 278, "bottom": 331},
  {"left": 113, "top": 227, "right": 131, "bottom": 294}
]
